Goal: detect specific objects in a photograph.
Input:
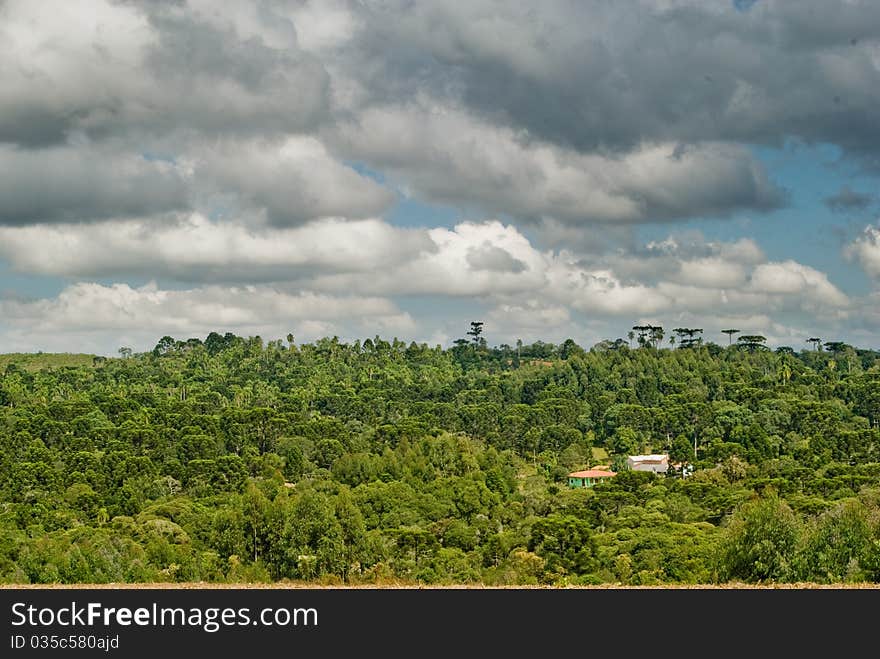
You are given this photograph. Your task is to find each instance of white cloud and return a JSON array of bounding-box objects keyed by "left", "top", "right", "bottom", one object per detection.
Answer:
[
  {"left": 487, "top": 301, "right": 571, "bottom": 331},
  {"left": 748, "top": 260, "right": 850, "bottom": 308},
  {"left": 675, "top": 258, "right": 749, "bottom": 289},
  {"left": 845, "top": 223, "right": 880, "bottom": 279},
  {"left": 0, "top": 217, "right": 851, "bottom": 325},
  {"left": 0, "top": 0, "right": 329, "bottom": 146},
  {"left": 0, "top": 282, "right": 415, "bottom": 354},
  {"left": 0, "top": 215, "right": 433, "bottom": 280}
]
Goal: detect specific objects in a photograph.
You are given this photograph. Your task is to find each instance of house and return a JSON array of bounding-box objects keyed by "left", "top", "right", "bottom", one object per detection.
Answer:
[
  {"left": 568, "top": 468, "right": 616, "bottom": 488},
  {"left": 671, "top": 462, "right": 695, "bottom": 478},
  {"left": 627, "top": 454, "right": 669, "bottom": 474}
]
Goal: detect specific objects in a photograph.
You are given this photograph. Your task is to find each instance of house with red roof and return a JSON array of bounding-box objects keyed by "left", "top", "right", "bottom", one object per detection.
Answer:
[{"left": 567, "top": 468, "right": 616, "bottom": 488}]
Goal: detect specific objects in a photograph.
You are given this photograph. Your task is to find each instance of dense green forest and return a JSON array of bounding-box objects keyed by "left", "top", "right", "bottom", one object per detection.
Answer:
[{"left": 2, "top": 329, "right": 880, "bottom": 586}]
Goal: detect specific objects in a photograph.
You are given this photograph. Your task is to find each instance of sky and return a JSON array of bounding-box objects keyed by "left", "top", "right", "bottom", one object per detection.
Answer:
[{"left": 1, "top": 0, "right": 880, "bottom": 356}]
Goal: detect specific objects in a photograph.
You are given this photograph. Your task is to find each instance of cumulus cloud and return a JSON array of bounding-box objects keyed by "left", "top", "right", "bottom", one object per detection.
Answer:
[
  {"left": 845, "top": 223, "right": 880, "bottom": 278},
  {"left": 0, "top": 145, "right": 189, "bottom": 225},
  {"left": 0, "top": 0, "right": 330, "bottom": 147},
  {"left": 0, "top": 282, "right": 415, "bottom": 353},
  {"left": 466, "top": 243, "right": 528, "bottom": 274},
  {"left": 0, "top": 1, "right": 877, "bottom": 352},
  {"left": 195, "top": 137, "right": 394, "bottom": 226},
  {"left": 0, "top": 215, "right": 434, "bottom": 281},
  {"left": 332, "top": 104, "right": 785, "bottom": 224},
  {"left": 0, "top": 216, "right": 859, "bottom": 351},
  {"left": 749, "top": 260, "right": 850, "bottom": 308},
  {"left": 0, "top": 216, "right": 849, "bottom": 319},
  {"left": 347, "top": 1, "right": 880, "bottom": 161}
]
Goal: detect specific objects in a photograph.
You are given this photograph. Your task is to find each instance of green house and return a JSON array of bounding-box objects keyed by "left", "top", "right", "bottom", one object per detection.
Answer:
[{"left": 568, "top": 469, "right": 616, "bottom": 488}]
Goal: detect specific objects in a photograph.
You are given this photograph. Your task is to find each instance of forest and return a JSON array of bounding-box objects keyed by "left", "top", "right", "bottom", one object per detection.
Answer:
[{"left": 2, "top": 327, "right": 880, "bottom": 586}]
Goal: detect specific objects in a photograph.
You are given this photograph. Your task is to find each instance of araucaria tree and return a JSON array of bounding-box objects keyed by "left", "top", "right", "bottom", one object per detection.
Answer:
[
  {"left": 467, "top": 321, "right": 485, "bottom": 347},
  {"left": 721, "top": 329, "right": 740, "bottom": 345}
]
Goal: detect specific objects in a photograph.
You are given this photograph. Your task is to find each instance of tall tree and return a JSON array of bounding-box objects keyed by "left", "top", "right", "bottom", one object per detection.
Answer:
[
  {"left": 649, "top": 325, "right": 665, "bottom": 349},
  {"left": 674, "top": 328, "right": 703, "bottom": 349},
  {"left": 467, "top": 321, "right": 485, "bottom": 347},
  {"left": 631, "top": 325, "right": 652, "bottom": 347},
  {"left": 721, "top": 329, "right": 740, "bottom": 345}
]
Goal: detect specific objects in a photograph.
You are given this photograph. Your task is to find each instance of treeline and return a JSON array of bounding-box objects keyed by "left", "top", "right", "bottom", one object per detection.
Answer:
[{"left": 1, "top": 333, "right": 880, "bottom": 585}]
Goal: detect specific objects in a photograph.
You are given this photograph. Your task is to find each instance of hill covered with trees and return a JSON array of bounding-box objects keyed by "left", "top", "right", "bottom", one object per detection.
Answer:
[{"left": 2, "top": 330, "right": 880, "bottom": 585}]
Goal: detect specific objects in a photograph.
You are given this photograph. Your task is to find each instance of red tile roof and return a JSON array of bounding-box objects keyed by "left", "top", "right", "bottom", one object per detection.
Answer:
[{"left": 568, "top": 469, "right": 616, "bottom": 479}]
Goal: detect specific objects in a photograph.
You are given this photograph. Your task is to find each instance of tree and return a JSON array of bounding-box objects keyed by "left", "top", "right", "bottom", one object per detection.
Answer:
[
  {"left": 631, "top": 324, "right": 663, "bottom": 348},
  {"left": 719, "top": 493, "right": 801, "bottom": 583},
  {"left": 823, "top": 341, "right": 846, "bottom": 353},
  {"left": 152, "top": 336, "right": 176, "bottom": 356},
  {"left": 779, "top": 361, "right": 792, "bottom": 386},
  {"left": 118, "top": 347, "right": 133, "bottom": 359},
  {"left": 737, "top": 335, "right": 768, "bottom": 352},
  {"left": 673, "top": 328, "right": 703, "bottom": 349},
  {"left": 204, "top": 331, "right": 228, "bottom": 355},
  {"left": 800, "top": 501, "right": 880, "bottom": 583},
  {"left": 528, "top": 515, "right": 597, "bottom": 578},
  {"left": 631, "top": 325, "right": 651, "bottom": 347},
  {"left": 721, "top": 329, "right": 740, "bottom": 345},
  {"left": 649, "top": 325, "right": 664, "bottom": 349},
  {"left": 807, "top": 337, "right": 822, "bottom": 351},
  {"left": 466, "top": 321, "right": 485, "bottom": 346}
]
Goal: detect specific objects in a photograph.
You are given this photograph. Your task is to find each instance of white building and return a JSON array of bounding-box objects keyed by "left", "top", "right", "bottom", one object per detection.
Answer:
[{"left": 627, "top": 454, "right": 669, "bottom": 474}]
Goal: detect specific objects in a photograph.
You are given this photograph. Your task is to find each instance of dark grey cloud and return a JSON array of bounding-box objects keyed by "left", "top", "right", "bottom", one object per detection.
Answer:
[
  {"left": 824, "top": 186, "right": 875, "bottom": 213},
  {"left": 197, "top": 138, "right": 394, "bottom": 227},
  {"left": 345, "top": 1, "right": 880, "bottom": 161},
  {"left": 0, "top": 0, "right": 877, "bottom": 234},
  {"left": 332, "top": 106, "right": 785, "bottom": 225},
  {"left": 0, "top": 145, "right": 189, "bottom": 225},
  {"left": 466, "top": 243, "right": 528, "bottom": 273},
  {"left": 132, "top": 6, "right": 331, "bottom": 140}
]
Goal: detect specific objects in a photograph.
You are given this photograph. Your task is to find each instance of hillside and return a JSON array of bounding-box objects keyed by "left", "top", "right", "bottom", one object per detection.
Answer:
[{"left": 2, "top": 333, "right": 880, "bottom": 586}]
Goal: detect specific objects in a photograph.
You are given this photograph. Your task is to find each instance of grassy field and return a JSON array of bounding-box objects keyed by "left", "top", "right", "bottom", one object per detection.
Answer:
[
  {"left": 590, "top": 446, "right": 610, "bottom": 464},
  {"left": 0, "top": 353, "right": 97, "bottom": 372}
]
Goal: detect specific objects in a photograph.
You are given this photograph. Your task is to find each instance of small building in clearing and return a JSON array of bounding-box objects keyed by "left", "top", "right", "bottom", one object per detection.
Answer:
[
  {"left": 568, "top": 468, "right": 616, "bottom": 488},
  {"left": 627, "top": 454, "right": 669, "bottom": 474}
]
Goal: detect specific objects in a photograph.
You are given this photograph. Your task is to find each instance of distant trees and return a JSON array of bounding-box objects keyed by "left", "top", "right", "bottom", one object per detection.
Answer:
[
  {"left": 673, "top": 328, "right": 703, "bottom": 349},
  {"left": 3, "top": 329, "right": 880, "bottom": 586},
  {"left": 632, "top": 325, "right": 664, "bottom": 349},
  {"left": 823, "top": 341, "right": 846, "bottom": 353}
]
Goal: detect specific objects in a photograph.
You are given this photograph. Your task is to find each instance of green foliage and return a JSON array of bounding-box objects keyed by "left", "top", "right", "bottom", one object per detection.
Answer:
[
  {"left": 718, "top": 493, "right": 801, "bottom": 582},
  {"left": 1, "top": 333, "right": 880, "bottom": 585}
]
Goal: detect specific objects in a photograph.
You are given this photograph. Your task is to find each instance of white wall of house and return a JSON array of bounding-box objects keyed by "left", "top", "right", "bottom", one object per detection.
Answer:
[{"left": 627, "top": 456, "right": 669, "bottom": 474}]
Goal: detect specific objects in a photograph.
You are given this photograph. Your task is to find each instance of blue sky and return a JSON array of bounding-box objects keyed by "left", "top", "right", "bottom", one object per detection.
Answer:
[{"left": 1, "top": 1, "right": 879, "bottom": 355}]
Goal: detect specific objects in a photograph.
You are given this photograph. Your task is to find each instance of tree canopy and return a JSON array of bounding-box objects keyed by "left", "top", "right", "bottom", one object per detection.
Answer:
[{"left": 2, "top": 331, "right": 880, "bottom": 585}]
